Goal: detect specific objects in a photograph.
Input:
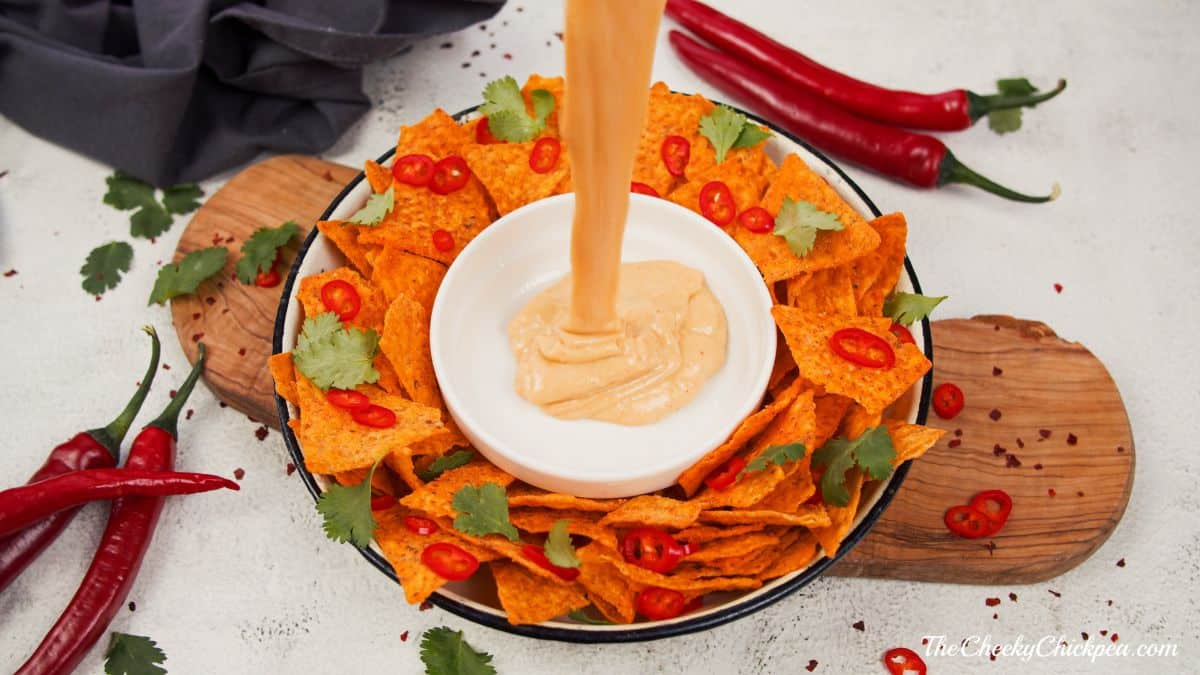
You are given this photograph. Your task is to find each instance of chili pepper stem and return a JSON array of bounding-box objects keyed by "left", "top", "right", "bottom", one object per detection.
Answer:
[
  {"left": 938, "top": 151, "right": 1061, "bottom": 203},
  {"left": 87, "top": 326, "right": 161, "bottom": 457},
  {"left": 146, "top": 343, "right": 206, "bottom": 440},
  {"left": 968, "top": 79, "right": 1067, "bottom": 121}
]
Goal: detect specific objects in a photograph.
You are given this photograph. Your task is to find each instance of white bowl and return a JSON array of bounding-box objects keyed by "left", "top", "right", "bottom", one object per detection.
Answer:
[{"left": 429, "top": 193, "right": 775, "bottom": 498}]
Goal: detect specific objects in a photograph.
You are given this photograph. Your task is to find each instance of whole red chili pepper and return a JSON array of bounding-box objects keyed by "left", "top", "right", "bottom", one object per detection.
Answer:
[
  {"left": 0, "top": 326, "right": 160, "bottom": 594},
  {"left": 665, "top": 0, "right": 1066, "bottom": 131},
  {"left": 17, "top": 344, "right": 207, "bottom": 675},
  {"left": 670, "top": 31, "right": 1058, "bottom": 202},
  {"left": 0, "top": 469, "right": 238, "bottom": 538}
]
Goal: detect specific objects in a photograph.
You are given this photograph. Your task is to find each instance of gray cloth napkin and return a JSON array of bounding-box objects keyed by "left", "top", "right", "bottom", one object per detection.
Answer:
[{"left": 0, "top": 0, "right": 504, "bottom": 186}]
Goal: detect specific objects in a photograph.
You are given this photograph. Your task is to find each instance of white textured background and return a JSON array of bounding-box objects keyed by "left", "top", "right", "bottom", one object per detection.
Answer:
[{"left": 1, "top": 1, "right": 1198, "bottom": 673}]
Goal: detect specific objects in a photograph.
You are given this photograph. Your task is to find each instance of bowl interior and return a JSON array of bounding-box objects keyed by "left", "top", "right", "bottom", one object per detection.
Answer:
[
  {"left": 430, "top": 192, "right": 775, "bottom": 498},
  {"left": 275, "top": 106, "right": 931, "bottom": 642}
]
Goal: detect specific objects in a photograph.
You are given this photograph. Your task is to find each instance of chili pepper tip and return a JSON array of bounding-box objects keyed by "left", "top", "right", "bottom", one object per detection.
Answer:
[
  {"left": 968, "top": 78, "right": 1067, "bottom": 121},
  {"left": 939, "top": 151, "right": 1060, "bottom": 203},
  {"left": 90, "top": 326, "right": 162, "bottom": 456}
]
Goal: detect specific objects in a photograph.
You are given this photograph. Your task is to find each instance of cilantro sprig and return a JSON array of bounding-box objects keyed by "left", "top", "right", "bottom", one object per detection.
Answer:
[
  {"left": 883, "top": 292, "right": 947, "bottom": 326},
  {"left": 349, "top": 185, "right": 394, "bottom": 226},
  {"left": 987, "top": 78, "right": 1038, "bottom": 135},
  {"left": 479, "top": 76, "right": 555, "bottom": 142},
  {"left": 568, "top": 609, "right": 614, "bottom": 625},
  {"left": 316, "top": 457, "right": 382, "bottom": 548},
  {"left": 419, "top": 450, "right": 475, "bottom": 482},
  {"left": 81, "top": 241, "right": 134, "bottom": 296},
  {"left": 739, "top": 443, "right": 806, "bottom": 478},
  {"left": 235, "top": 221, "right": 298, "bottom": 283},
  {"left": 292, "top": 312, "right": 381, "bottom": 390},
  {"left": 698, "top": 105, "right": 772, "bottom": 164},
  {"left": 103, "top": 171, "right": 203, "bottom": 239},
  {"left": 773, "top": 197, "right": 843, "bottom": 257},
  {"left": 148, "top": 246, "right": 228, "bottom": 305},
  {"left": 811, "top": 426, "right": 896, "bottom": 507},
  {"left": 544, "top": 519, "right": 581, "bottom": 568},
  {"left": 452, "top": 483, "right": 518, "bottom": 541},
  {"left": 419, "top": 627, "right": 496, "bottom": 675},
  {"left": 104, "top": 632, "right": 167, "bottom": 675}
]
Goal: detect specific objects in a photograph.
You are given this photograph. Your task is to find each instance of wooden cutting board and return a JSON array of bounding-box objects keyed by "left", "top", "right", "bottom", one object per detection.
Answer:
[{"left": 170, "top": 155, "right": 1134, "bottom": 585}]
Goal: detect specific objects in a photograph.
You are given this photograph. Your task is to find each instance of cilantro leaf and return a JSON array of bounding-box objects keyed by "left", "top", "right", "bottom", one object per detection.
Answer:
[
  {"left": 699, "top": 105, "right": 773, "bottom": 164},
  {"left": 987, "top": 78, "right": 1038, "bottom": 135},
  {"left": 452, "top": 483, "right": 518, "bottom": 541},
  {"left": 104, "top": 632, "right": 167, "bottom": 675},
  {"left": 773, "top": 197, "right": 843, "bottom": 257},
  {"left": 568, "top": 609, "right": 614, "bottom": 625},
  {"left": 544, "top": 519, "right": 581, "bottom": 568},
  {"left": 478, "top": 77, "right": 554, "bottom": 142},
  {"left": 161, "top": 183, "right": 204, "bottom": 215},
  {"left": 103, "top": 171, "right": 157, "bottom": 211},
  {"left": 147, "top": 246, "right": 228, "bottom": 305},
  {"left": 419, "top": 627, "right": 496, "bottom": 675},
  {"left": 316, "top": 457, "right": 381, "bottom": 547},
  {"left": 236, "top": 220, "right": 299, "bottom": 284},
  {"left": 129, "top": 202, "right": 173, "bottom": 239},
  {"left": 348, "top": 185, "right": 394, "bottom": 226},
  {"left": 740, "top": 443, "right": 806, "bottom": 477},
  {"left": 883, "top": 292, "right": 947, "bottom": 326},
  {"left": 811, "top": 426, "right": 896, "bottom": 506},
  {"left": 292, "top": 312, "right": 380, "bottom": 390},
  {"left": 81, "top": 241, "right": 133, "bottom": 296},
  {"left": 419, "top": 450, "right": 475, "bottom": 482}
]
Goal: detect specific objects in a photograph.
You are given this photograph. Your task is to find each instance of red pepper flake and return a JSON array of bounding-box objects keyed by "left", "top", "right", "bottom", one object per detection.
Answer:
[
  {"left": 400, "top": 630, "right": 410, "bottom": 642},
  {"left": 1111, "top": 633, "right": 1119, "bottom": 643},
  {"left": 1005, "top": 454, "right": 1022, "bottom": 468},
  {"left": 233, "top": 468, "right": 245, "bottom": 480},
  {"left": 162, "top": 363, "right": 171, "bottom": 370},
  {"left": 554, "top": 31, "right": 563, "bottom": 40},
  {"left": 3, "top": 269, "right": 16, "bottom": 277},
  {"left": 985, "top": 597, "right": 1001, "bottom": 607},
  {"left": 286, "top": 462, "right": 296, "bottom": 476},
  {"left": 205, "top": 296, "right": 216, "bottom": 305},
  {"left": 982, "top": 541, "right": 997, "bottom": 556},
  {"left": 1107, "top": 599, "right": 1113, "bottom": 606},
  {"left": 419, "top": 601, "right": 433, "bottom": 611},
  {"left": 954, "top": 428, "right": 962, "bottom": 437},
  {"left": 1077, "top": 490, "right": 1085, "bottom": 497},
  {"left": 254, "top": 425, "right": 269, "bottom": 441},
  {"left": 921, "top": 638, "right": 928, "bottom": 645},
  {"left": 1117, "top": 446, "right": 1125, "bottom": 453},
  {"left": 185, "top": 409, "right": 194, "bottom": 420},
  {"left": 95, "top": 295, "right": 102, "bottom": 302},
  {"left": 1054, "top": 283, "right": 1063, "bottom": 293},
  {"left": 1034, "top": 463, "right": 1043, "bottom": 470},
  {"left": 439, "top": 41, "right": 452, "bottom": 49},
  {"left": 1039, "top": 429, "right": 1052, "bottom": 439},
  {"left": 989, "top": 408, "right": 1002, "bottom": 421},
  {"left": 238, "top": 347, "right": 247, "bottom": 357},
  {"left": 503, "top": 53, "right": 513, "bottom": 60},
  {"left": 851, "top": 620, "right": 864, "bottom": 631},
  {"left": 1116, "top": 558, "right": 1125, "bottom": 567},
  {"left": 191, "top": 332, "right": 204, "bottom": 342},
  {"left": 461, "top": 62, "right": 470, "bottom": 68},
  {"left": 1048, "top": 589, "right": 1061, "bottom": 597},
  {"left": 1048, "top": 488, "right": 1057, "bottom": 497},
  {"left": 992, "top": 366, "right": 1003, "bottom": 376},
  {"left": 992, "top": 613, "right": 998, "bottom": 620},
  {"left": 1067, "top": 433, "right": 1078, "bottom": 445},
  {"left": 192, "top": 312, "right": 201, "bottom": 320},
  {"left": 1081, "top": 632, "right": 1089, "bottom": 641},
  {"left": 0, "top": 170, "right": 7, "bottom": 179},
  {"left": 805, "top": 660, "right": 818, "bottom": 672},
  {"left": 219, "top": 401, "right": 228, "bottom": 408},
  {"left": 948, "top": 439, "right": 962, "bottom": 448},
  {"left": 169, "top": 389, "right": 178, "bottom": 399},
  {"left": 247, "top": 416, "right": 257, "bottom": 423},
  {"left": 211, "top": 233, "right": 223, "bottom": 246},
  {"left": 225, "top": 236, "right": 234, "bottom": 244},
  {"left": 128, "top": 601, "right": 136, "bottom": 612},
  {"left": 1099, "top": 630, "right": 1107, "bottom": 636},
  {"left": 1008, "top": 592, "right": 1017, "bottom": 602},
  {"left": 993, "top": 444, "right": 1007, "bottom": 456},
  {"left": 1016, "top": 437, "right": 1024, "bottom": 448},
  {"left": 322, "top": 170, "right": 334, "bottom": 182}
]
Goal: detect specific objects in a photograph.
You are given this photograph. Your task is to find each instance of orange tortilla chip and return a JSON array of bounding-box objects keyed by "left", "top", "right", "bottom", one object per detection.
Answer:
[
  {"left": 364, "top": 159, "right": 393, "bottom": 193},
  {"left": 295, "top": 375, "right": 444, "bottom": 474},
  {"left": 759, "top": 531, "right": 821, "bottom": 580},
  {"left": 813, "top": 394, "right": 854, "bottom": 447},
  {"left": 753, "top": 470, "right": 817, "bottom": 513},
  {"left": 853, "top": 212, "right": 908, "bottom": 316},
  {"left": 396, "top": 108, "right": 472, "bottom": 159},
  {"left": 492, "top": 560, "right": 588, "bottom": 625},
  {"left": 373, "top": 352, "right": 403, "bottom": 395},
  {"left": 375, "top": 508, "right": 497, "bottom": 604},
  {"left": 398, "top": 460, "right": 514, "bottom": 519},
  {"left": 633, "top": 83, "right": 716, "bottom": 196},
  {"left": 507, "top": 484, "right": 625, "bottom": 512},
  {"left": 268, "top": 352, "right": 298, "bottom": 406},
  {"left": 676, "top": 377, "right": 808, "bottom": 496},
  {"left": 510, "top": 510, "right": 618, "bottom": 550},
  {"left": 463, "top": 141, "right": 569, "bottom": 216},
  {"left": 667, "top": 158, "right": 772, "bottom": 226},
  {"left": 787, "top": 266, "right": 858, "bottom": 316},
  {"left": 380, "top": 294, "right": 442, "bottom": 410},
  {"left": 331, "top": 466, "right": 395, "bottom": 494},
  {"left": 682, "top": 532, "right": 780, "bottom": 564},
  {"left": 811, "top": 469, "right": 864, "bottom": 557},
  {"left": 885, "top": 419, "right": 946, "bottom": 464},
  {"left": 577, "top": 553, "right": 639, "bottom": 624},
  {"left": 772, "top": 307, "right": 931, "bottom": 413},
  {"left": 370, "top": 247, "right": 445, "bottom": 309},
  {"left": 297, "top": 266, "right": 387, "bottom": 331},
  {"left": 674, "top": 523, "right": 766, "bottom": 544},
  {"left": 732, "top": 154, "right": 880, "bottom": 282},
  {"left": 699, "top": 505, "right": 831, "bottom": 528},
  {"left": 316, "top": 220, "right": 375, "bottom": 279},
  {"left": 385, "top": 447, "right": 425, "bottom": 492},
  {"left": 356, "top": 178, "right": 492, "bottom": 265},
  {"left": 579, "top": 544, "right": 762, "bottom": 594},
  {"left": 598, "top": 495, "right": 702, "bottom": 530},
  {"left": 838, "top": 403, "right": 882, "bottom": 440}
]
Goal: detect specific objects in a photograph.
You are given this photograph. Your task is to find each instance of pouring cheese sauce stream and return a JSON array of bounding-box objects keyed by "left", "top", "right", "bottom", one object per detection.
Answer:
[{"left": 509, "top": 0, "right": 728, "bottom": 425}]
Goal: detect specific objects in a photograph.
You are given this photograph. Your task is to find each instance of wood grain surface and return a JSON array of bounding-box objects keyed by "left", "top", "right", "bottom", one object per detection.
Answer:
[{"left": 171, "top": 156, "right": 1134, "bottom": 584}]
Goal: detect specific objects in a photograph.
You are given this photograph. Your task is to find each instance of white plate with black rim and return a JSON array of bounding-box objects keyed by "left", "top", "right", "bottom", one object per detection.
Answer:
[{"left": 273, "top": 101, "right": 934, "bottom": 643}]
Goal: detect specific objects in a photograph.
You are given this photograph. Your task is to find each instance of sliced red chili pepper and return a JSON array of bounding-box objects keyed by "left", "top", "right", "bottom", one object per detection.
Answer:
[
  {"left": 883, "top": 647, "right": 927, "bottom": 675},
  {"left": 932, "top": 382, "right": 964, "bottom": 419},
  {"left": 704, "top": 456, "right": 746, "bottom": 491},
  {"left": 620, "top": 527, "right": 687, "bottom": 573},
  {"left": 969, "top": 489, "right": 1013, "bottom": 534},
  {"left": 474, "top": 116, "right": 502, "bottom": 144},
  {"left": 528, "top": 137, "right": 562, "bottom": 173},
  {"left": 421, "top": 542, "right": 479, "bottom": 581},
  {"left": 737, "top": 206, "right": 774, "bottom": 234},
  {"left": 630, "top": 181, "right": 660, "bottom": 197},
  {"left": 254, "top": 267, "right": 281, "bottom": 288},
  {"left": 660, "top": 135, "right": 690, "bottom": 176},
  {"left": 828, "top": 327, "right": 895, "bottom": 369},
  {"left": 889, "top": 322, "right": 916, "bottom": 345},
  {"left": 698, "top": 180, "right": 736, "bottom": 226},
  {"left": 320, "top": 279, "right": 361, "bottom": 321},
  {"left": 351, "top": 405, "right": 396, "bottom": 429},
  {"left": 636, "top": 586, "right": 689, "bottom": 621},
  {"left": 432, "top": 228, "right": 455, "bottom": 253},
  {"left": 521, "top": 544, "right": 581, "bottom": 581},
  {"left": 370, "top": 495, "right": 397, "bottom": 512},
  {"left": 404, "top": 515, "right": 439, "bottom": 536},
  {"left": 429, "top": 155, "right": 471, "bottom": 195},
  {"left": 325, "top": 389, "right": 370, "bottom": 411},
  {"left": 944, "top": 504, "right": 991, "bottom": 539},
  {"left": 392, "top": 154, "right": 435, "bottom": 187}
]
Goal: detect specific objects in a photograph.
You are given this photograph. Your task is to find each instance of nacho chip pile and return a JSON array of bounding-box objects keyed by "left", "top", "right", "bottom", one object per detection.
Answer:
[{"left": 273, "top": 75, "right": 944, "bottom": 626}]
